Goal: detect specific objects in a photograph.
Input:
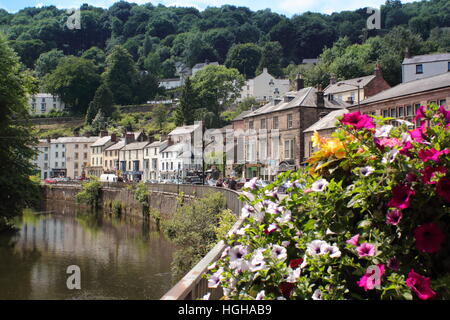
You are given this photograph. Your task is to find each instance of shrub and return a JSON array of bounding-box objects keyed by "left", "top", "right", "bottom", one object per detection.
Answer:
[
  {"left": 207, "top": 104, "right": 449, "bottom": 300},
  {"left": 75, "top": 177, "right": 101, "bottom": 210},
  {"left": 111, "top": 200, "right": 122, "bottom": 216}
]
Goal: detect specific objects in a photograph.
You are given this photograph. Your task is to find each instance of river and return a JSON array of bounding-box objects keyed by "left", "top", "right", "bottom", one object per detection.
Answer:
[{"left": 0, "top": 201, "right": 177, "bottom": 300}]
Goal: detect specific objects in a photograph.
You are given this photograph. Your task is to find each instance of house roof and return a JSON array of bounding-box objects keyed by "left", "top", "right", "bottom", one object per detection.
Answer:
[
  {"left": 121, "top": 141, "right": 150, "bottom": 151},
  {"left": 241, "top": 87, "right": 348, "bottom": 119},
  {"left": 402, "top": 53, "right": 450, "bottom": 65},
  {"left": 91, "top": 136, "right": 112, "bottom": 147},
  {"left": 302, "top": 58, "right": 319, "bottom": 64},
  {"left": 233, "top": 110, "right": 253, "bottom": 121},
  {"left": 53, "top": 136, "right": 99, "bottom": 143},
  {"left": 163, "top": 143, "right": 185, "bottom": 153},
  {"left": 360, "top": 72, "right": 450, "bottom": 105},
  {"left": 169, "top": 123, "right": 201, "bottom": 136},
  {"left": 159, "top": 78, "right": 181, "bottom": 82},
  {"left": 105, "top": 139, "right": 125, "bottom": 151},
  {"left": 192, "top": 61, "right": 219, "bottom": 69},
  {"left": 324, "top": 75, "right": 375, "bottom": 95},
  {"left": 304, "top": 109, "right": 349, "bottom": 133}
]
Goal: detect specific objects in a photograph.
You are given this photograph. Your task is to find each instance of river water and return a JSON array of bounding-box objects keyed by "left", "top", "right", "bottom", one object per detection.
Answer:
[{"left": 0, "top": 202, "right": 177, "bottom": 300}]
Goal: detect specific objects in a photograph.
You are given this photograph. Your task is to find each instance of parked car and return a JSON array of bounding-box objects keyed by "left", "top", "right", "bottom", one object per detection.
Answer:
[
  {"left": 145, "top": 179, "right": 159, "bottom": 184},
  {"left": 44, "top": 178, "right": 57, "bottom": 184},
  {"left": 100, "top": 174, "right": 118, "bottom": 183}
]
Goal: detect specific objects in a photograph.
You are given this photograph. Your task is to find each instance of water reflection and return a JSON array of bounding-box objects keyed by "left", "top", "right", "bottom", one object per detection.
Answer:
[{"left": 0, "top": 202, "right": 176, "bottom": 300}]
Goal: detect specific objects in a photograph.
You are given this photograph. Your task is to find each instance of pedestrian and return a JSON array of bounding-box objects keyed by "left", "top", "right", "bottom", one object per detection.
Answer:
[
  {"left": 216, "top": 178, "right": 223, "bottom": 187},
  {"left": 228, "top": 176, "right": 237, "bottom": 190}
]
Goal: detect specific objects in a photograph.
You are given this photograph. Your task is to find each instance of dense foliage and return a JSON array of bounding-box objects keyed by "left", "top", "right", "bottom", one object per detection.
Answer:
[
  {"left": 207, "top": 104, "right": 449, "bottom": 300},
  {"left": 0, "top": 34, "right": 41, "bottom": 231}
]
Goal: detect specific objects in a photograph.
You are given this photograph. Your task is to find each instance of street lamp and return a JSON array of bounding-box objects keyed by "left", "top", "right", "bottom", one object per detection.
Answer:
[{"left": 337, "top": 82, "right": 361, "bottom": 111}]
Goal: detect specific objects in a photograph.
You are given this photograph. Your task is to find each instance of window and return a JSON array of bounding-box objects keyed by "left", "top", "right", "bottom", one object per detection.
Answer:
[
  {"left": 74, "top": 163, "right": 78, "bottom": 169},
  {"left": 171, "top": 162, "right": 174, "bottom": 170},
  {"left": 56, "top": 144, "right": 59, "bottom": 148},
  {"left": 406, "top": 105, "right": 413, "bottom": 116},
  {"left": 154, "top": 148, "right": 157, "bottom": 155},
  {"left": 448, "top": 62, "right": 450, "bottom": 72},
  {"left": 284, "top": 140, "right": 294, "bottom": 159},
  {"left": 62, "top": 151, "right": 65, "bottom": 158},
  {"left": 398, "top": 106, "right": 405, "bottom": 117},
  {"left": 439, "top": 99, "right": 446, "bottom": 107},
  {"left": 83, "top": 153, "right": 87, "bottom": 159},
  {"left": 44, "top": 154, "right": 48, "bottom": 160},
  {"left": 273, "top": 116, "right": 279, "bottom": 129},
  {"left": 287, "top": 114, "right": 293, "bottom": 128},
  {"left": 75, "top": 144, "right": 79, "bottom": 149},
  {"left": 41, "top": 103, "right": 46, "bottom": 112},
  {"left": 55, "top": 152, "right": 58, "bottom": 158},
  {"left": 248, "top": 120, "right": 254, "bottom": 129},
  {"left": 261, "top": 119, "right": 267, "bottom": 129},
  {"left": 390, "top": 108, "right": 397, "bottom": 118},
  {"left": 74, "top": 171, "right": 78, "bottom": 177},
  {"left": 416, "top": 64, "right": 423, "bottom": 74},
  {"left": 84, "top": 144, "right": 87, "bottom": 149},
  {"left": 75, "top": 152, "right": 78, "bottom": 160},
  {"left": 62, "top": 162, "right": 65, "bottom": 167},
  {"left": 55, "top": 162, "right": 58, "bottom": 168}
]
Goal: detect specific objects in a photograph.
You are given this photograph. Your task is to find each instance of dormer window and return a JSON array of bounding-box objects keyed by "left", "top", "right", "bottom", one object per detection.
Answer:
[{"left": 269, "top": 79, "right": 274, "bottom": 86}]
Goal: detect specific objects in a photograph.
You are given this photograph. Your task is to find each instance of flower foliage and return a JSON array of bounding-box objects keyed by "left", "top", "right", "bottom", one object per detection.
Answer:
[{"left": 207, "top": 104, "right": 449, "bottom": 300}]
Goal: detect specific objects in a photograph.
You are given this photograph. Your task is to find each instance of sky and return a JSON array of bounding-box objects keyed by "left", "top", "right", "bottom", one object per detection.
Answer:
[{"left": 0, "top": 0, "right": 418, "bottom": 16}]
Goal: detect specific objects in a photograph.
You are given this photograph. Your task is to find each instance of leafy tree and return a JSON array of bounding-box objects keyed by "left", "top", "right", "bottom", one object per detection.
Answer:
[
  {"left": 221, "top": 97, "right": 260, "bottom": 122},
  {"left": 0, "top": 35, "right": 40, "bottom": 230},
  {"left": 8, "top": 39, "right": 47, "bottom": 68},
  {"left": 85, "top": 84, "right": 114, "bottom": 124},
  {"left": 103, "top": 45, "right": 138, "bottom": 105},
  {"left": 44, "top": 56, "right": 101, "bottom": 115},
  {"left": 257, "top": 41, "right": 284, "bottom": 78},
  {"left": 133, "top": 71, "right": 160, "bottom": 104},
  {"left": 35, "top": 48, "right": 64, "bottom": 78},
  {"left": 174, "top": 77, "right": 197, "bottom": 126},
  {"left": 151, "top": 104, "right": 170, "bottom": 131},
  {"left": 81, "top": 46, "right": 106, "bottom": 72},
  {"left": 191, "top": 65, "right": 245, "bottom": 127},
  {"left": 225, "top": 43, "right": 262, "bottom": 79}
]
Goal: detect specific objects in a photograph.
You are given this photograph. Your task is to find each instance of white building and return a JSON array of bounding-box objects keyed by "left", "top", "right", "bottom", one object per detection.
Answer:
[
  {"left": 119, "top": 141, "right": 149, "bottom": 182},
  {"left": 49, "top": 138, "right": 67, "bottom": 178},
  {"left": 32, "top": 139, "right": 51, "bottom": 179},
  {"left": 159, "top": 143, "right": 184, "bottom": 180},
  {"left": 402, "top": 53, "right": 450, "bottom": 83},
  {"left": 159, "top": 78, "right": 182, "bottom": 90},
  {"left": 143, "top": 140, "right": 168, "bottom": 181},
  {"left": 239, "top": 68, "right": 290, "bottom": 102},
  {"left": 29, "top": 93, "right": 68, "bottom": 115},
  {"left": 192, "top": 60, "right": 219, "bottom": 76}
]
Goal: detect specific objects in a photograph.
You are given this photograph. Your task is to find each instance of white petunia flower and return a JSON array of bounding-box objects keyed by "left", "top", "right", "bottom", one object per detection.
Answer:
[
  {"left": 375, "top": 125, "right": 393, "bottom": 138},
  {"left": 255, "top": 290, "right": 266, "bottom": 300},
  {"left": 286, "top": 267, "right": 302, "bottom": 283},
  {"left": 306, "top": 240, "right": 328, "bottom": 256},
  {"left": 276, "top": 210, "right": 292, "bottom": 224},
  {"left": 241, "top": 205, "right": 254, "bottom": 218},
  {"left": 312, "top": 289, "right": 323, "bottom": 300},
  {"left": 322, "top": 244, "right": 341, "bottom": 258},
  {"left": 281, "top": 241, "right": 291, "bottom": 247},
  {"left": 271, "top": 244, "right": 287, "bottom": 261},
  {"left": 359, "top": 166, "right": 375, "bottom": 177},
  {"left": 311, "top": 179, "right": 329, "bottom": 192},
  {"left": 244, "top": 177, "right": 258, "bottom": 190},
  {"left": 229, "top": 245, "right": 247, "bottom": 262},
  {"left": 382, "top": 149, "right": 399, "bottom": 164},
  {"left": 202, "top": 292, "right": 211, "bottom": 300}
]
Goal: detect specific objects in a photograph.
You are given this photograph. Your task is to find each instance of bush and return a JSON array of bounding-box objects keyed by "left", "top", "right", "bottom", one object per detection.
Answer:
[
  {"left": 75, "top": 177, "right": 101, "bottom": 210},
  {"left": 111, "top": 200, "right": 122, "bottom": 216},
  {"left": 164, "top": 192, "right": 229, "bottom": 282},
  {"left": 207, "top": 104, "right": 449, "bottom": 300}
]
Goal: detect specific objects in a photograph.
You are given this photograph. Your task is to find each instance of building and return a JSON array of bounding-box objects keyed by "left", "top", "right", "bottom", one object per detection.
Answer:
[
  {"left": 159, "top": 143, "right": 184, "bottom": 180},
  {"left": 143, "top": 140, "right": 168, "bottom": 181},
  {"left": 59, "top": 137, "right": 99, "bottom": 179},
  {"left": 239, "top": 68, "right": 291, "bottom": 102},
  {"left": 231, "top": 77, "right": 348, "bottom": 180},
  {"left": 353, "top": 72, "right": 450, "bottom": 123},
  {"left": 302, "top": 58, "right": 319, "bottom": 65},
  {"left": 119, "top": 141, "right": 149, "bottom": 182},
  {"left": 191, "top": 60, "right": 219, "bottom": 76},
  {"left": 303, "top": 109, "right": 349, "bottom": 160},
  {"left": 159, "top": 78, "right": 183, "bottom": 90},
  {"left": 324, "top": 65, "right": 391, "bottom": 107},
  {"left": 402, "top": 53, "right": 450, "bottom": 83},
  {"left": 49, "top": 138, "right": 66, "bottom": 178},
  {"left": 104, "top": 138, "right": 125, "bottom": 174},
  {"left": 87, "top": 133, "right": 118, "bottom": 177},
  {"left": 32, "top": 139, "right": 51, "bottom": 179},
  {"left": 29, "top": 93, "right": 68, "bottom": 115}
]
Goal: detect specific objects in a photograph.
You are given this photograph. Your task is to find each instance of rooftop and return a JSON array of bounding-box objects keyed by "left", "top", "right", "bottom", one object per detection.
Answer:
[
  {"left": 169, "top": 123, "right": 201, "bottom": 136},
  {"left": 91, "top": 136, "right": 112, "bottom": 147},
  {"left": 52, "top": 136, "right": 99, "bottom": 144},
  {"left": 105, "top": 139, "right": 125, "bottom": 151},
  {"left": 192, "top": 61, "right": 219, "bottom": 69},
  {"left": 324, "top": 75, "right": 376, "bottom": 95},
  {"left": 121, "top": 141, "right": 150, "bottom": 151},
  {"left": 360, "top": 72, "right": 450, "bottom": 105},
  {"left": 304, "top": 109, "right": 349, "bottom": 133},
  {"left": 403, "top": 53, "right": 450, "bottom": 65}
]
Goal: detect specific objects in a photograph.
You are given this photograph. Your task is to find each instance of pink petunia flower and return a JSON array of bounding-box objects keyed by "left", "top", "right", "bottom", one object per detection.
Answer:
[
  {"left": 418, "top": 148, "right": 449, "bottom": 162},
  {"left": 374, "top": 137, "right": 401, "bottom": 149},
  {"left": 387, "top": 184, "right": 415, "bottom": 209},
  {"left": 406, "top": 269, "right": 437, "bottom": 300},
  {"left": 346, "top": 234, "right": 360, "bottom": 246},
  {"left": 409, "top": 123, "right": 426, "bottom": 143},
  {"left": 341, "top": 111, "right": 375, "bottom": 130},
  {"left": 436, "top": 177, "right": 450, "bottom": 203},
  {"left": 414, "top": 223, "right": 445, "bottom": 253},
  {"left": 357, "top": 264, "right": 385, "bottom": 291},
  {"left": 420, "top": 166, "right": 446, "bottom": 185},
  {"left": 415, "top": 105, "right": 426, "bottom": 121},
  {"left": 356, "top": 243, "right": 376, "bottom": 257},
  {"left": 386, "top": 209, "right": 403, "bottom": 226}
]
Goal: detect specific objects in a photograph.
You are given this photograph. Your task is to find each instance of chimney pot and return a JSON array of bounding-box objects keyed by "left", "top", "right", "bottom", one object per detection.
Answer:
[
  {"left": 316, "top": 86, "right": 325, "bottom": 108},
  {"left": 295, "top": 74, "right": 304, "bottom": 91},
  {"left": 374, "top": 63, "right": 382, "bottom": 78},
  {"left": 330, "top": 74, "right": 337, "bottom": 85}
]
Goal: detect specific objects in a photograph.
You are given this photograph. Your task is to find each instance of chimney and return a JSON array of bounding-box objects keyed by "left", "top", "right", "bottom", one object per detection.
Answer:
[
  {"left": 374, "top": 63, "right": 382, "bottom": 78},
  {"left": 263, "top": 67, "right": 268, "bottom": 74},
  {"left": 295, "top": 74, "right": 304, "bottom": 91},
  {"left": 111, "top": 133, "right": 117, "bottom": 142},
  {"left": 316, "top": 84, "right": 324, "bottom": 108},
  {"left": 168, "top": 135, "right": 174, "bottom": 146},
  {"left": 125, "top": 133, "right": 135, "bottom": 144},
  {"left": 148, "top": 135, "right": 155, "bottom": 143},
  {"left": 404, "top": 48, "right": 411, "bottom": 59},
  {"left": 330, "top": 74, "right": 337, "bottom": 85},
  {"left": 160, "top": 133, "right": 168, "bottom": 142},
  {"left": 100, "top": 130, "right": 108, "bottom": 137}
]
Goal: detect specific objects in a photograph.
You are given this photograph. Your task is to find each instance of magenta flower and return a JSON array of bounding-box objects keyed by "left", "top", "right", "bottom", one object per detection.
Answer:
[
  {"left": 418, "top": 148, "right": 449, "bottom": 162},
  {"left": 399, "top": 141, "right": 413, "bottom": 156},
  {"left": 374, "top": 137, "right": 401, "bottom": 149},
  {"left": 409, "top": 123, "right": 426, "bottom": 142},
  {"left": 406, "top": 269, "right": 437, "bottom": 300},
  {"left": 436, "top": 177, "right": 450, "bottom": 202},
  {"left": 357, "top": 243, "right": 376, "bottom": 257},
  {"left": 341, "top": 111, "right": 375, "bottom": 129},
  {"left": 386, "top": 209, "right": 403, "bottom": 226},
  {"left": 387, "top": 184, "right": 415, "bottom": 209},
  {"left": 415, "top": 105, "right": 426, "bottom": 121},
  {"left": 414, "top": 223, "right": 445, "bottom": 253},
  {"left": 421, "top": 166, "right": 446, "bottom": 185},
  {"left": 357, "top": 264, "right": 385, "bottom": 291},
  {"left": 346, "top": 234, "right": 360, "bottom": 246}
]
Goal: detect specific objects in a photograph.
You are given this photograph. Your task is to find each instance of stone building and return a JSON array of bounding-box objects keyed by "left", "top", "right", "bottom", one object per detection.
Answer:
[
  {"left": 402, "top": 53, "right": 450, "bottom": 83},
  {"left": 59, "top": 136, "right": 99, "bottom": 179},
  {"left": 87, "top": 132, "right": 118, "bottom": 177}
]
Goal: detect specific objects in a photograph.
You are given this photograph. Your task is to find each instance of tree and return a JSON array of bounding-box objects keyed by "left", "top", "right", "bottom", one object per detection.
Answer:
[
  {"left": 81, "top": 46, "right": 106, "bottom": 72},
  {"left": 174, "top": 77, "right": 197, "bottom": 126},
  {"left": 0, "top": 35, "right": 40, "bottom": 230},
  {"left": 191, "top": 65, "right": 245, "bottom": 127},
  {"left": 103, "top": 45, "right": 138, "bottom": 105},
  {"left": 257, "top": 41, "right": 284, "bottom": 78},
  {"left": 8, "top": 39, "right": 47, "bottom": 68},
  {"left": 86, "top": 84, "right": 114, "bottom": 124},
  {"left": 133, "top": 71, "right": 160, "bottom": 104},
  {"left": 225, "top": 43, "right": 262, "bottom": 79},
  {"left": 34, "top": 49, "right": 64, "bottom": 78},
  {"left": 151, "top": 104, "right": 170, "bottom": 131},
  {"left": 44, "top": 56, "right": 101, "bottom": 115}
]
